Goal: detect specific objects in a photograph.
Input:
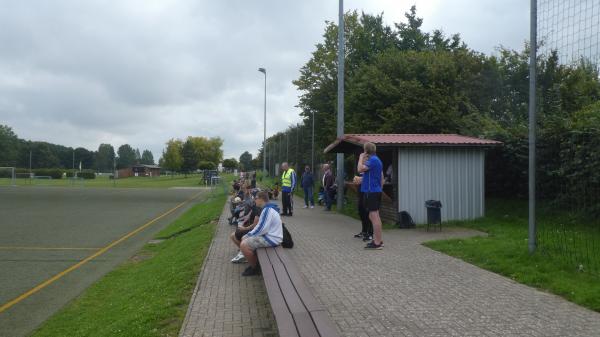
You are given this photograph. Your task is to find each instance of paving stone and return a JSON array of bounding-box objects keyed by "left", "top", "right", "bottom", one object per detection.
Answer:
[
  {"left": 179, "top": 203, "right": 277, "bottom": 337},
  {"left": 181, "top": 197, "right": 600, "bottom": 337}
]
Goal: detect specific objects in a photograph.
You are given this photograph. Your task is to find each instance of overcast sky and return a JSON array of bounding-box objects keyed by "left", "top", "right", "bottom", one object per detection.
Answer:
[{"left": 0, "top": 0, "right": 529, "bottom": 160}]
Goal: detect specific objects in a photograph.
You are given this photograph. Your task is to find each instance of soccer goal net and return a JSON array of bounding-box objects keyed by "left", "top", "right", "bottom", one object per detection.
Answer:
[{"left": 0, "top": 167, "right": 16, "bottom": 186}]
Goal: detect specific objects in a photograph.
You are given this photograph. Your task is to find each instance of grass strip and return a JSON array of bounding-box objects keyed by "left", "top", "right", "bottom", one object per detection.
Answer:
[
  {"left": 0, "top": 174, "right": 218, "bottom": 189},
  {"left": 423, "top": 198, "right": 600, "bottom": 312},
  {"left": 30, "top": 189, "right": 227, "bottom": 337}
]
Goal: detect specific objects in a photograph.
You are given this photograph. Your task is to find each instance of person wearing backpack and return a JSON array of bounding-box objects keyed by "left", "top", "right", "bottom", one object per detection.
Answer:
[{"left": 239, "top": 191, "right": 283, "bottom": 276}]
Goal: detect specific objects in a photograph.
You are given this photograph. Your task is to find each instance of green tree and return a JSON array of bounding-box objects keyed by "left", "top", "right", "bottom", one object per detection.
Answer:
[
  {"left": 116, "top": 144, "right": 136, "bottom": 169},
  {"left": 188, "top": 136, "right": 224, "bottom": 168},
  {"left": 134, "top": 148, "right": 141, "bottom": 165},
  {"left": 161, "top": 139, "right": 183, "bottom": 173},
  {"left": 222, "top": 158, "right": 238, "bottom": 170},
  {"left": 198, "top": 161, "right": 216, "bottom": 170},
  {"left": 239, "top": 151, "right": 253, "bottom": 171},
  {"left": 74, "top": 147, "right": 94, "bottom": 170},
  {"left": 141, "top": 150, "right": 154, "bottom": 165},
  {"left": 95, "top": 144, "right": 115, "bottom": 172},
  {"left": 0, "top": 125, "right": 20, "bottom": 166},
  {"left": 28, "top": 142, "right": 60, "bottom": 168},
  {"left": 181, "top": 139, "right": 198, "bottom": 174}
]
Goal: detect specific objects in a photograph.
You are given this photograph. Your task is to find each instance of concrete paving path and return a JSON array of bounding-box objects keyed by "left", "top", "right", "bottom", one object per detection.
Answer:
[{"left": 181, "top": 197, "right": 600, "bottom": 337}]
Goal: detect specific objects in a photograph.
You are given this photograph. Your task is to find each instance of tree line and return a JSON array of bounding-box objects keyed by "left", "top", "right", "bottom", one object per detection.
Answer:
[
  {"left": 159, "top": 136, "right": 224, "bottom": 173},
  {"left": 0, "top": 124, "right": 155, "bottom": 171},
  {"left": 256, "top": 7, "right": 600, "bottom": 216}
]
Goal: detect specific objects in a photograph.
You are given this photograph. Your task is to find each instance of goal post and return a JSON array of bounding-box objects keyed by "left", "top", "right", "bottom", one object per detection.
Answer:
[{"left": 0, "top": 167, "right": 16, "bottom": 186}]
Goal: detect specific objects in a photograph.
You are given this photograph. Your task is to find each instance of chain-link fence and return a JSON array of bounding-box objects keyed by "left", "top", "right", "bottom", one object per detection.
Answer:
[{"left": 536, "top": 0, "right": 600, "bottom": 276}]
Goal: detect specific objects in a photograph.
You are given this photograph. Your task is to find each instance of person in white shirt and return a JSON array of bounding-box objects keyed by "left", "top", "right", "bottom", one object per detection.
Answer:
[{"left": 239, "top": 191, "right": 283, "bottom": 276}]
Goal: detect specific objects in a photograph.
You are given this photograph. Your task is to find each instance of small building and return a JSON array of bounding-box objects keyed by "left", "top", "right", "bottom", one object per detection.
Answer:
[
  {"left": 324, "top": 134, "right": 501, "bottom": 224},
  {"left": 117, "top": 164, "right": 161, "bottom": 178}
]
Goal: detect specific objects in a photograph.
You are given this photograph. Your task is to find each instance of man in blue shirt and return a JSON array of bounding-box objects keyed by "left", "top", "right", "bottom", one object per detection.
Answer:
[{"left": 357, "top": 142, "right": 384, "bottom": 250}]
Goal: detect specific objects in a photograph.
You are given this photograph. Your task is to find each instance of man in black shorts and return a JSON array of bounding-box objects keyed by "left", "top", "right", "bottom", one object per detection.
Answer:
[{"left": 357, "top": 142, "right": 384, "bottom": 250}]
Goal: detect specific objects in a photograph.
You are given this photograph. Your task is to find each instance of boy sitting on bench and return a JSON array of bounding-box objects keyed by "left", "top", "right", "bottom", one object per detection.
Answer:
[{"left": 239, "top": 191, "right": 283, "bottom": 276}]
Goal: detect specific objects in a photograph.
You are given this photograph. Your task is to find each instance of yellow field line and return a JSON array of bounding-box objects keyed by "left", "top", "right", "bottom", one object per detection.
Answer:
[
  {"left": 0, "top": 190, "right": 204, "bottom": 314},
  {"left": 0, "top": 246, "right": 101, "bottom": 251}
]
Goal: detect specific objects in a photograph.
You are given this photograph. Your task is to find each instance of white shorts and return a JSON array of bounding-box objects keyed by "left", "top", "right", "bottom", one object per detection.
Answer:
[{"left": 242, "top": 235, "right": 272, "bottom": 250}]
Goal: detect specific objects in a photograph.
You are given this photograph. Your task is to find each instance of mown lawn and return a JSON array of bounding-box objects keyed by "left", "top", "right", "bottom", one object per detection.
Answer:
[
  {"left": 424, "top": 198, "right": 600, "bottom": 312},
  {"left": 30, "top": 188, "right": 227, "bottom": 337},
  {"left": 0, "top": 174, "right": 226, "bottom": 189}
]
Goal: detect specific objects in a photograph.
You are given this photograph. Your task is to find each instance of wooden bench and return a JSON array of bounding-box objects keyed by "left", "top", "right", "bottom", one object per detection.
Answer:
[{"left": 257, "top": 246, "right": 340, "bottom": 337}]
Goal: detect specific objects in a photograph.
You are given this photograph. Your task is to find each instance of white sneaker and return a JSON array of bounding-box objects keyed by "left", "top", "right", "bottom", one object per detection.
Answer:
[
  {"left": 231, "top": 251, "right": 247, "bottom": 263},
  {"left": 302, "top": 205, "right": 308, "bottom": 208},
  {"left": 310, "top": 205, "right": 314, "bottom": 209}
]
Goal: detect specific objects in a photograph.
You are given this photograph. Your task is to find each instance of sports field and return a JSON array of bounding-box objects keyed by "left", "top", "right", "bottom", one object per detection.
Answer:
[
  {"left": 0, "top": 174, "right": 214, "bottom": 188},
  {"left": 0, "top": 186, "right": 209, "bottom": 337}
]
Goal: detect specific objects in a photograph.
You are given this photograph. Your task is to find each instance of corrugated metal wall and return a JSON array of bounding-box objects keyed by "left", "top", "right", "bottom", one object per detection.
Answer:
[{"left": 397, "top": 147, "right": 485, "bottom": 224}]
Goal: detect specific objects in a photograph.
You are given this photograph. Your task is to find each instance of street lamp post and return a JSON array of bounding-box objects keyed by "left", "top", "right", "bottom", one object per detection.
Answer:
[
  {"left": 336, "top": 0, "right": 345, "bottom": 210},
  {"left": 311, "top": 110, "right": 315, "bottom": 172},
  {"left": 258, "top": 67, "right": 267, "bottom": 176}
]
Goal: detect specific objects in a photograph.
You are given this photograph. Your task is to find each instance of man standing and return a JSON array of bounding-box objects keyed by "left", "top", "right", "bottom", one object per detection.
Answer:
[
  {"left": 280, "top": 162, "right": 296, "bottom": 216},
  {"left": 353, "top": 174, "right": 373, "bottom": 241},
  {"left": 301, "top": 165, "right": 315, "bottom": 209},
  {"left": 357, "top": 142, "right": 384, "bottom": 250},
  {"left": 322, "top": 163, "right": 335, "bottom": 211},
  {"left": 239, "top": 191, "right": 283, "bottom": 276}
]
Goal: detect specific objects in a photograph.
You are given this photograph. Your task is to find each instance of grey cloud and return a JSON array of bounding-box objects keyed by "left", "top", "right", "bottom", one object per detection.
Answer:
[{"left": 0, "top": 0, "right": 528, "bottom": 160}]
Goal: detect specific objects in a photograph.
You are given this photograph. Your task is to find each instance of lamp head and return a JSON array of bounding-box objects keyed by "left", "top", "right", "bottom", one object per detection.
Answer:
[{"left": 258, "top": 67, "right": 266, "bottom": 74}]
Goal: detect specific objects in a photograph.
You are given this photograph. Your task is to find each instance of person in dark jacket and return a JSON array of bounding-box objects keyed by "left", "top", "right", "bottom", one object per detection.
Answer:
[
  {"left": 301, "top": 165, "right": 315, "bottom": 209},
  {"left": 322, "top": 164, "right": 335, "bottom": 211},
  {"left": 353, "top": 174, "right": 373, "bottom": 241}
]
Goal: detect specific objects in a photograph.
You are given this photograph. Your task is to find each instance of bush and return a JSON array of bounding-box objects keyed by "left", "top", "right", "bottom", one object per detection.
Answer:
[
  {"left": 66, "top": 169, "right": 96, "bottom": 179},
  {"left": 33, "top": 168, "right": 63, "bottom": 179}
]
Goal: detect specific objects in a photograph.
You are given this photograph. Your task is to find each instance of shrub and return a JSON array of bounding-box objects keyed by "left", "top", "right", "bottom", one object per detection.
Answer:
[
  {"left": 66, "top": 169, "right": 96, "bottom": 179},
  {"left": 33, "top": 168, "right": 63, "bottom": 179}
]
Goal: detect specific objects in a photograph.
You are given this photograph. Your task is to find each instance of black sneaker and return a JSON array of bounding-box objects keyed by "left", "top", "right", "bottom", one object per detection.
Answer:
[
  {"left": 241, "top": 266, "right": 262, "bottom": 276},
  {"left": 354, "top": 232, "right": 364, "bottom": 238},
  {"left": 364, "top": 241, "right": 383, "bottom": 250},
  {"left": 362, "top": 234, "right": 373, "bottom": 242}
]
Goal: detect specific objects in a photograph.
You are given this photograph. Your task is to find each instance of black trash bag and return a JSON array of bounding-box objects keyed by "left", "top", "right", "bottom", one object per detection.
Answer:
[
  {"left": 397, "top": 211, "right": 416, "bottom": 228},
  {"left": 425, "top": 200, "right": 442, "bottom": 208},
  {"left": 281, "top": 223, "right": 294, "bottom": 248}
]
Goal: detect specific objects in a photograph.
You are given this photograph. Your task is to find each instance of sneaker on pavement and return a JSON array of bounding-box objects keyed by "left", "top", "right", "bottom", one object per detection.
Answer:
[
  {"left": 310, "top": 205, "right": 314, "bottom": 209},
  {"left": 303, "top": 205, "right": 308, "bottom": 208},
  {"left": 364, "top": 241, "right": 383, "bottom": 250},
  {"left": 241, "top": 265, "right": 261, "bottom": 276},
  {"left": 353, "top": 232, "right": 364, "bottom": 238},
  {"left": 231, "top": 251, "right": 246, "bottom": 264},
  {"left": 362, "top": 234, "right": 373, "bottom": 242}
]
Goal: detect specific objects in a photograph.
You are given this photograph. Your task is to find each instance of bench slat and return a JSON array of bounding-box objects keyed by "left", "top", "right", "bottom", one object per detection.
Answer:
[
  {"left": 258, "top": 246, "right": 341, "bottom": 337},
  {"left": 310, "top": 310, "right": 341, "bottom": 337},
  {"left": 292, "top": 311, "right": 320, "bottom": 337},
  {"left": 257, "top": 248, "right": 300, "bottom": 337},
  {"left": 274, "top": 246, "right": 325, "bottom": 312},
  {"left": 265, "top": 248, "right": 307, "bottom": 314}
]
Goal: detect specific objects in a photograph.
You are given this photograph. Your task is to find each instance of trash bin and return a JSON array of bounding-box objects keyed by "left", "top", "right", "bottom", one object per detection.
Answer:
[{"left": 425, "top": 200, "right": 442, "bottom": 231}]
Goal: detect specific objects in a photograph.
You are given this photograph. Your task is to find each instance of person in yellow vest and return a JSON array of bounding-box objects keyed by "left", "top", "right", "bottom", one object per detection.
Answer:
[{"left": 280, "top": 162, "right": 296, "bottom": 216}]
